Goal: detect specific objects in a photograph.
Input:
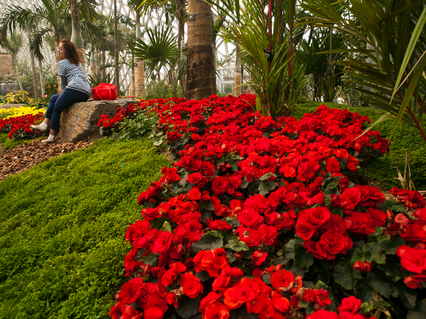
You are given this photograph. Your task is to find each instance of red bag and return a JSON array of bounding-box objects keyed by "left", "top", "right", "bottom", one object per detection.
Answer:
[{"left": 93, "top": 83, "right": 117, "bottom": 100}]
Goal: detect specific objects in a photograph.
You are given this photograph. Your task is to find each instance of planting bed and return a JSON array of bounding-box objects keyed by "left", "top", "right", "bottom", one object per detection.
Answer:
[{"left": 98, "top": 94, "right": 426, "bottom": 319}]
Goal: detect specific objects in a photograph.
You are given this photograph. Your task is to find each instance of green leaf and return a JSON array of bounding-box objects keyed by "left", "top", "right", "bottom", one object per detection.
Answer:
[
  {"left": 334, "top": 263, "right": 354, "bottom": 290},
  {"left": 349, "top": 248, "right": 364, "bottom": 266},
  {"left": 391, "top": 5, "right": 426, "bottom": 100},
  {"left": 363, "top": 242, "right": 386, "bottom": 264},
  {"left": 175, "top": 296, "right": 200, "bottom": 319},
  {"left": 384, "top": 200, "right": 406, "bottom": 213},
  {"left": 225, "top": 217, "right": 240, "bottom": 228},
  {"left": 330, "top": 208, "right": 343, "bottom": 217},
  {"left": 228, "top": 240, "right": 249, "bottom": 252},
  {"left": 161, "top": 221, "right": 172, "bottom": 233},
  {"left": 258, "top": 180, "right": 278, "bottom": 195},
  {"left": 367, "top": 270, "right": 393, "bottom": 298},
  {"left": 294, "top": 244, "right": 314, "bottom": 269},
  {"left": 260, "top": 172, "right": 274, "bottom": 181},
  {"left": 356, "top": 278, "right": 374, "bottom": 302},
  {"left": 396, "top": 282, "right": 418, "bottom": 310},
  {"left": 210, "top": 230, "right": 225, "bottom": 239},
  {"left": 192, "top": 234, "right": 224, "bottom": 253},
  {"left": 407, "top": 298, "right": 426, "bottom": 319},
  {"left": 144, "top": 253, "right": 159, "bottom": 266},
  {"left": 262, "top": 273, "right": 271, "bottom": 285},
  {"left": 195, "top": 271, "right": 210, "bottom": 282},
  {"left": 284, "top": 240, "right": 295, "bottom": 260}
]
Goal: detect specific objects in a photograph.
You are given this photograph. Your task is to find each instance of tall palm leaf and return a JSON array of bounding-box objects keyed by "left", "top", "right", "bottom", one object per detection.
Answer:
[{"left": 133, "top": 25, "right": 179, "bottom": 95}]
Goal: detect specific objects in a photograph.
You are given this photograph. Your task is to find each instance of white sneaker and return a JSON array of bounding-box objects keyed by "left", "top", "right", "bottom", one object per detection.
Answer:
[
  {"left": 31, "top": 124, "right": 48, "bottom": 132},
  {"left": 41, "top": 138, "right": 55, "bottom": 144}
]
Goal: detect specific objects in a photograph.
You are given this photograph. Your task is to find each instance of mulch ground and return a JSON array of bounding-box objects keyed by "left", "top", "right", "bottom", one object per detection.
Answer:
[{"left": 0, "top": 139, "right": 93, "bottom": 182}]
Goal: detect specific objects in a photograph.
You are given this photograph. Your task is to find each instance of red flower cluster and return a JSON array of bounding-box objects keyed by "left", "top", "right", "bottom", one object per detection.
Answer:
[
  {"left": 106, "top": 94, "right": 424, "bottom": 319},
  {"left": 0, "top": 113, "right": 45, "bottom": 140}
]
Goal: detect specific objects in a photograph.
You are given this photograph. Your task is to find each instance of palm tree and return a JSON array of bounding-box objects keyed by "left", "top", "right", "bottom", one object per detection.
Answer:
[
  {"left": 133, "top": 25, "right": 180, "bottom": 96},
  {"left": 302, "top": 0, "right": 426, "bottom": 143},
  {"left": 186, "top": 0, "right": 216, "bottom": 100},
  {"left": 6, "top": 34, "right": 24, "bottom": 92}
]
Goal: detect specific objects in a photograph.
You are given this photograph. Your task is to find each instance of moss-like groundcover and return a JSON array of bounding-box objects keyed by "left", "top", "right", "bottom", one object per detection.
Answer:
[{"left": 0, "top": 138, "right": 169, "bottom": 318}]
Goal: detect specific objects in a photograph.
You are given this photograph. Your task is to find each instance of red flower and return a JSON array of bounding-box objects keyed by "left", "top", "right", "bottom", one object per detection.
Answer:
[
  {"left": 353, "top": 261, "right": 371, "bottom": 272},
  {"left": 303, "top": 288, "right": 316, "bottom": 303},
  {"left": 314, "top": 288, "right": 332, "bottom": 307},
  {"left": 211, "top": 176, "right": 230, "bottom": 196},
  {"left": 270, "top": 269, "right": 294, "bottom": 292},
  {"left": 338, "top": 296, "right": 361, "bottom": 314},
  {"left": 296, "top": 222, "right": 315, "bottom": 240},
  {"left": 307, "top": 310, "right": 339, "bottom": 319},
  {"left": 202, "top": 302, "right": 230, "bottom": 319},
  {"left": 206, "top": 218, "right": 233, "bottom": 231},
  {"left": 116, "top": 277, "right": 143, "bottom": 304},
  {"left": 180, "top": 272, "right": 204, "bottom": 298},
  {"left": 397, "top": 245, "right": 426, "bottom": 274},
  {"left": 187, "top": 172, "right": 204, "bottom": 184},
  {"left": 251, "top": 250, "right": 268, "bottom": 266},
  {"left": 152, "top": 231, "right": 172, "bottom": 254}
]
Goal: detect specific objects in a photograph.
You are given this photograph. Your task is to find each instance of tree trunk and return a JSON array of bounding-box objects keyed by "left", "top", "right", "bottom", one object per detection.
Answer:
[
  {"left": 55, "top": 29, "right": 62, "bottom": 93},
  {"left": 12, "top": 55, "right": 24, "bottom": 98},
  {"left": 114, "top": 0, "right": 120, "bottom": 93},
  {"left": 134, "top": 10, "right": 144, "bottom": 97},
  {"left": 186, "top": 0, "right": 216, "bottom": 100},
  {"left": 324, "top": 27, "right": 333, "bottom": 102},
  {"left": 38, "top": 59, "right": 45, "bottom": 97},
  {"left": 101, "top": 51, "right": 106, "bottom": 79},
  {"left": 234, "top": 44, "right": 241, "bottom": 96},
  {"left": 70, "top": 0, "right": 86, "bottom": 70},
  {"left": 0, "top": 69, "right": 11, "bottom": 91},
  {"left": 177, "top": 0, "right": 185, "bottom": 96},
  {"left": 29, "top": 36, "right": 39, "bottom": 98}
]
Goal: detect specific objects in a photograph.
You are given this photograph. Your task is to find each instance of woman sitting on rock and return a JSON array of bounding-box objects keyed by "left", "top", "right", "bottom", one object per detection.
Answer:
[{"left": 31, "top": 39, "right": 91, "bottom": 143}]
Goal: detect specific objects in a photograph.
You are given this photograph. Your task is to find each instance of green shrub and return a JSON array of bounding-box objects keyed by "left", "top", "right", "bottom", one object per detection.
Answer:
[
  {"left": 295, "top": 102, "right": 426, "bottom": 190},
  {"left": 144, "top": 80, "right": 182, "bottom": 99},
  {"left": 0, "top": 138, "right": 170, "bottom": 318}
]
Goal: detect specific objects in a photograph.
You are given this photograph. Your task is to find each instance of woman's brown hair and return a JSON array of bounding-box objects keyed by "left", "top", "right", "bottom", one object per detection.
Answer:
[{"left": 59, "top": 39, "right": 81, "bottom": 66}]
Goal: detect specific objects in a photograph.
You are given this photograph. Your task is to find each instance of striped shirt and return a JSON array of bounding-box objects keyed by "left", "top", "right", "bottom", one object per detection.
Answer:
[{"left": 57, "top": 59, "right": 91, "bottom": 95}]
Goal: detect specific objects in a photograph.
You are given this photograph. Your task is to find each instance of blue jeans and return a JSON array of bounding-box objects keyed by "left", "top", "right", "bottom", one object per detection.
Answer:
[{"left": 45, "top": 88, "right": 89, "bottom": 131}]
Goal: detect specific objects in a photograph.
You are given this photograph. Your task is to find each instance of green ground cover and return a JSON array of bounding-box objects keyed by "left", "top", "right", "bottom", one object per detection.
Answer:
[
  {"left": 295, "top": 102, "right": 426, "bottom": 191},
  {"left": 0, "top": 138, "right": 169, "bottom": 319}
]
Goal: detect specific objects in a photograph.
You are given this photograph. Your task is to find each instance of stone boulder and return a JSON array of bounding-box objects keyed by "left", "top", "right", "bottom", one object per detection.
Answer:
[{"left": 57, "top": 98, "right": 137, "bottom": 142}]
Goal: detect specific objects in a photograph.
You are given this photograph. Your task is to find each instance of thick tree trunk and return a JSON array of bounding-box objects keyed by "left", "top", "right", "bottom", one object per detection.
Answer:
[
  {"left": 12, "top": 56, "right": 24, "bottom": 97},
  {"left": 186, "top": 0, "right": 216, "bottom": 100},
  {"left": 177, "top": 0, "right": 185, "bottom": 96},
  {"left": 0, "top": 69, "right": 11, "bottom": 91},
  {"left": 38, "top": 59, "right": 45, "bottom": 97},
  {"left": 29, "top": 36, "right": 39, "bottom": 98},
  {"left": 70, "top": 0, "right": 85, "bottom": 70},
  {"left": 55, "top": 29, "right": 62, "bottom": 93},
  {"left": 234, "top": 44, "right": 241, "bottom": 96},
  {"left": 134, "top": 10, "right": 144, "bottom": 97}
]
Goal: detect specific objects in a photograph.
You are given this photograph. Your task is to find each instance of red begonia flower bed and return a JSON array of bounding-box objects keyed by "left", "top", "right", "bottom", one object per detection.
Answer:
[{"left": 100, "top": 94, "right": 425, "bottom": 318}]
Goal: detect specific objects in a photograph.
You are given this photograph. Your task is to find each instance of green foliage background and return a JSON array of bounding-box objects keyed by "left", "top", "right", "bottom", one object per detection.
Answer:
[
  {"left": 295, "top": 102, "right": 426, "bottom": 190},
  {"left": 0, "top": 138, "right": 169, "bottom": 319}
]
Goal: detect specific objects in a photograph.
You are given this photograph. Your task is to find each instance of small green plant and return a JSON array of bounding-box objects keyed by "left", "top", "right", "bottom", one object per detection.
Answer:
[
  {"left": 144, "top": 80, "right": 181, "bottom": 99},
  {"left": 4, "top": 90, "right": 30, "bottom": 104},
  {"left": 115, "top": 108, "right": 167, "bottom": 149},
  {"left": 26, "top": 98, "right": 49, "bottom": 109}
]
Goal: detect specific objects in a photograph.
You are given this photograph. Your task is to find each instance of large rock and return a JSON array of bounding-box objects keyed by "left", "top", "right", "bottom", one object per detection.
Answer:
[{"left": 58, "top": 98, "right": 137, "bottom": 142}]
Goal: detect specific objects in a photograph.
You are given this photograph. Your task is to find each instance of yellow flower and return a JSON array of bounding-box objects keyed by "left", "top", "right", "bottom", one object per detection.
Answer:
[{"left": 0, "top": 106, "right": 44, "bottom": 119}]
